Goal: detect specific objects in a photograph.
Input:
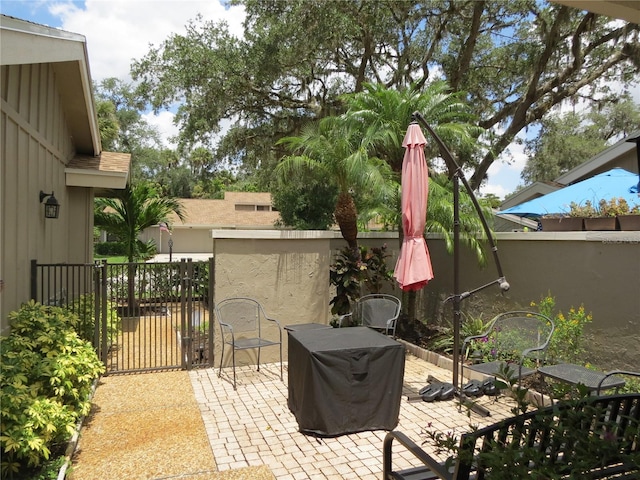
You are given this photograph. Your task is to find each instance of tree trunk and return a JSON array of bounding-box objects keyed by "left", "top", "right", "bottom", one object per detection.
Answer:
[
  {"left": 334, "top": 191, "right": 359, "bottom": 251},
  {"left": 126, "top": 263, "right": 139, "bottom": 317}
]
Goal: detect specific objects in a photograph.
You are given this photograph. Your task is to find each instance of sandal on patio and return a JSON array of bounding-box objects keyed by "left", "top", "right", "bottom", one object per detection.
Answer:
[
  {"left": 482, "top": 378, "right": 498, "bottom": 396},
  {"left": 421, "top": 383, "right": 445, "bottom": 402},
  {"left": 437, "top": 383, "right": 455, "bottom": 401},
  {"left": 418, "top": 384, "right": 433, "bottom": 396},
  {"left": 462, "top": 379, "right": 483, "bottom": 397}
]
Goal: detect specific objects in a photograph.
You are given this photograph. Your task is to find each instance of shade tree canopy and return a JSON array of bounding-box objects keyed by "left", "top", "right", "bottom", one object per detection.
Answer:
[{"left": 131, "top": 0, "right": 639, "bottom": 191}]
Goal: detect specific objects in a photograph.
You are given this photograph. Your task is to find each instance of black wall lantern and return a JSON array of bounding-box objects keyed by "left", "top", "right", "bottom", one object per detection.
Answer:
[{"left": 39, "top": 191, "right": 60, "bottom": 219}]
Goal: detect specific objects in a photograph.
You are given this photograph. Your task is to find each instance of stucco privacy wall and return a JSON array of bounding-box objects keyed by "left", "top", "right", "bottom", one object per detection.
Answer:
[
  {"left": 211, "top": 230, "right": 334, "bottom": 368},
  {"left": 211, "top": 230, "right": 640, "bottom": 371}
]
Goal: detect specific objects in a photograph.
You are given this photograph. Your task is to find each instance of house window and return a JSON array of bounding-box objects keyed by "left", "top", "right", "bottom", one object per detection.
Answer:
[{"left": 235, "top": 205, "right": 255, "bottom": 211}]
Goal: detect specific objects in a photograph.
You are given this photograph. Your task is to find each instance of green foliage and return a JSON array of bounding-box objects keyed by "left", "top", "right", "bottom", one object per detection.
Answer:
[
  {"left": 531, "top": 293, "right": 592, "bottom": 364},
  {"left": 272, "top": 172, "right": 338, "bottom": 230},
  {"left": 1, "top": 301, "right": 105, "bottom": 478},
  {"left": 67, "top": 294, "right": 121, "bottom": 345},
  {"left": 132, "top": 2, "right": 639, "bottom": 192},
  {"left": 422, "top": 395, "right": 640, "bottom": 478},
  {"left": 94, "top": 182, "right": 184, "bottom": 263},
  {"left": 360, "top": 245, "right": 394, "bottom": 295},
  {"left": 94, "top": 241, "right": 127, "bottom": 256},
  {"left": 522, "top": 97, "right": 640, "bottom": 185},
  {"left": 329, "top": 245, "right": 395, "bottom": 316}
]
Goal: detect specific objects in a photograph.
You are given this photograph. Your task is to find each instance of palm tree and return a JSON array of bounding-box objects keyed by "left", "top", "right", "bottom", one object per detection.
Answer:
[
  {"left": 95, "top": 182, "right": 185, "bottom": 315},
  {"left": 340, "top": 81, "right": 482, "bottom": 174},
  {"left": 276, "top": 118, "right": 393, "bottom": 251},
  {"left": 340, "top": 82, "right": 488, "bottom": 322}
]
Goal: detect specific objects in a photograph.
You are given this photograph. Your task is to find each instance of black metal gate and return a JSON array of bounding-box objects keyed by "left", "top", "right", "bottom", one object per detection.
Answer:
[{"left": 30, "top": 258, "right": 215, "bottom": 374}]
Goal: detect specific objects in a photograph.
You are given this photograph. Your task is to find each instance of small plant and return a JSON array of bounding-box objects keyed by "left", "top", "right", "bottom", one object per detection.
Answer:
[
  {"left": 531, "top": 293, "right": 592, "bottom": 364},
  {"left": 569, "top": 200, "right": 597, "bottom": 217},
  {"left": 68, "top": 293, "right": 121, "bottom": 344},
  {"left": 596, "top": 197, "right": 631, "bottom": 217},
  {"left": 569, "top": 198, "right": 632, "bottom": 218},
  {"left": 361, "top": 245, "right": 394, "bottom": 295},
  {"left": 1, "top": 301, "right": 105, "bottom": 479},
  {"left": 329, "top": 244, "right": 395, "bottom": 316}
]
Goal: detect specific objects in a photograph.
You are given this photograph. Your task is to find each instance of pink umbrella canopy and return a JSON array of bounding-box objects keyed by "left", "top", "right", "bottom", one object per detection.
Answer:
[{"left": 393, "top": 123, "right": 434, "bottom": 291}]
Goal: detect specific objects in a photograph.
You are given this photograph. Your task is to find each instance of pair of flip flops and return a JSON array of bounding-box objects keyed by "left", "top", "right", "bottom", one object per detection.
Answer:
[
  {"left": 419, "top": 382, "right": 455, "bottom": 402},
  {"left": 462, "top": 378, "right": 498, "bottom": 397}
]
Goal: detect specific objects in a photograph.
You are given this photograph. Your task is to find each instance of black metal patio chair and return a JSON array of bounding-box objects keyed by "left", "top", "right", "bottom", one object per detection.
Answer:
[{"left": 215, "top": 297, "right": 283, "bottom": 390}]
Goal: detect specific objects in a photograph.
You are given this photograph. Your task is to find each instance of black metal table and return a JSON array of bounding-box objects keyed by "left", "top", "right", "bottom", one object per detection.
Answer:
[
  {"left": 287, "top": 326, "right": 405, "bottom": 436},
  {"left": 538, "top": 363, "right": 626, "bottom": 392}
]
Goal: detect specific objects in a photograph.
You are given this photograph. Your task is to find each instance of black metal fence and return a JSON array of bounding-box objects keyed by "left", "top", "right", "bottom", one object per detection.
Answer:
[{"left": 30, "top": 258, "right": 215, "bottom": 374}]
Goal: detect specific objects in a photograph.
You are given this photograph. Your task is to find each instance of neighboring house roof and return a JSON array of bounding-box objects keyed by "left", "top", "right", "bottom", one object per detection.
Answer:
[
  {"left": 501, "top": 182, "right": 561, "bottom": 210},
  {"left": 498, "top": 131, "right": 640, "bottom": 216},
  {"left": 555, "top": 131, "right": 639, "bottom": 185},
  {"left": 165, "top": 192, "right": 281, "bottom": 229}
]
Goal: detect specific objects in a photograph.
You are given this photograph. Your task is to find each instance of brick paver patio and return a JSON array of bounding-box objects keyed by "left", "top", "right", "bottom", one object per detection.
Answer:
[{"left": 190, "top": 353, "right": 519, "bottom": 480}]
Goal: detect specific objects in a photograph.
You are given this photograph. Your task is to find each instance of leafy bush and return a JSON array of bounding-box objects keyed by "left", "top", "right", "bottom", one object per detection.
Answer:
[
  {"left": 531, "top": 293, "right": 592, "bottom": 364},
  {"left": 68, "top": 294, "right": 121, "bottom": 345},
  {"left": 94, "top": 241, "right": 126, "bottom": 256},
  {"left": 329, "top": 244, "right": 395, "bottom": 315},
  {"left": 1, "top": 301, "right": 105, "bottom": 479}
]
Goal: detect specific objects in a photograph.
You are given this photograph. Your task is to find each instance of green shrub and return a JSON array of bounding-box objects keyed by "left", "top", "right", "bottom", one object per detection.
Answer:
[
  {"left": 67, "top": 294, "right": 121, "bottom": 344},
  {"left": 1, "top": 301, "right": 105, "bottom": 479},
  {"left": 329, "top": 244, "right": 394, "bottom": 316},
  {"left": 531, "top": 293, "right": 592, "bottom": 364},
  {"left": 94, "top": 241, "right": 126, "bottom": 256}
]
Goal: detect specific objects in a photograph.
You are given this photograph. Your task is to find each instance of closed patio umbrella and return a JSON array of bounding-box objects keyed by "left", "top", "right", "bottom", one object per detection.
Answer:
[{"left": 394, "top": 123, "right": 434, "bottom": 291}]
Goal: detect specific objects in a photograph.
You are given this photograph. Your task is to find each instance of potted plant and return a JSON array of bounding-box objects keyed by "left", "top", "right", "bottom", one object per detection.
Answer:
[
  {"left": 567, "top": 200, "right": 620, "bottom": 231},
  {"left": 540, "top": 207, "right": 584, "bottom": 232},
  {"left": 581, "top": 199, "right": 617, "bottom": 230},
  {"left": 616, "top": 201, "right": 640, "bottom": 231}
]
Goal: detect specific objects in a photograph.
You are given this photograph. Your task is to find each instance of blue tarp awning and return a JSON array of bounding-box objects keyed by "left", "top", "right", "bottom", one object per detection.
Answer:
[{"left": 498, "top": 168, "right": 640, "bottom": 218}]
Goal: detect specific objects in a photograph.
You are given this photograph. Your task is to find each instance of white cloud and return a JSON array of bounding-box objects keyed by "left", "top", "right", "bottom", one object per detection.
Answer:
[
  {"left": 142, "top": 110, "right": 179, "bottom": 148},
  {"left": 39, "top": 1, "right": 637, "bottom": 192},
  {"left": 479, "top": 130, "right": 530, "bottom": 198},
  {"left": 54, "top": 0, "right": 245, "bottom": 82},
  {"left": 46, "top": 1, "right": 246, "bottom": 152}
]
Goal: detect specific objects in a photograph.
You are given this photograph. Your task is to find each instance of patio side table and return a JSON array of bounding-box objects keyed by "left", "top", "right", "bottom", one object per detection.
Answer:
[{"left": 538, "top": 363, "right": 626, "bottom": 393}]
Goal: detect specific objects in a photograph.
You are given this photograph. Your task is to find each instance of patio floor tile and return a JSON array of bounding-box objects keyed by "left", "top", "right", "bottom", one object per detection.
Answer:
[{"left": 190, "top": 353, "right": 518, "bottom": 479}]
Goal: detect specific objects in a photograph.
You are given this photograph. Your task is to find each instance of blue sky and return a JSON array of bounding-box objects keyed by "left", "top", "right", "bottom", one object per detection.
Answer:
[{"left": 2, "top": 1, "right": 636, "bottom": 199}]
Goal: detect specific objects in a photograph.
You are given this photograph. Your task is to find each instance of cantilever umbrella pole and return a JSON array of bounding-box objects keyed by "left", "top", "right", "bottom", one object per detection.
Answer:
[{"left": 410, "top": 111, "right": 508, "bottom": 401}]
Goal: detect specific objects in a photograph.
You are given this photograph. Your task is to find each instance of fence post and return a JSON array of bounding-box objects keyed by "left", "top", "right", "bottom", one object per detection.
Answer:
[
  {"left": 93, "top": 262, "right": 101, "bottom": 351},
  {"left": 180, "top": 259, "right": 189, "bottom": 369},
  {"left": 208, "top": 256, "right": 215, "bottom": 368},
  {"left": 30, "top": 259, "right": 38, "bottom": 301},
  {"left": 100, "top": 260, "right": 109, "bottom": 368}
]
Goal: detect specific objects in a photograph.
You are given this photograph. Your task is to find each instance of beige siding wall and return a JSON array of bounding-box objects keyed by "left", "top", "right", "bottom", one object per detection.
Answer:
[
  {"left": 1, "top": 64, "right": 92, "bottom": 332},
  {"left": 141, "top": 227, "right": 214, "bottom": 254}
]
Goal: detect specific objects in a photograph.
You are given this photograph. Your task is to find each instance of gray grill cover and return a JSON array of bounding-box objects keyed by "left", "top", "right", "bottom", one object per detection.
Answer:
[{"left": 287, "top": 327, "right": 405, "bottom": 436}]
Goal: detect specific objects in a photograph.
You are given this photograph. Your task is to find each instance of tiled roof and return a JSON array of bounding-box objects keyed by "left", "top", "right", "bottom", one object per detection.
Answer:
[{"left": 166, "top": 193, "right": 280, "bottom": 229}]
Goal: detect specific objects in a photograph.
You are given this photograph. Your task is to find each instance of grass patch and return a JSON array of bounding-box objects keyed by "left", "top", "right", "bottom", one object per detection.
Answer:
[{"left": 94, "top": 255, "right": 128, "bottom": 263}]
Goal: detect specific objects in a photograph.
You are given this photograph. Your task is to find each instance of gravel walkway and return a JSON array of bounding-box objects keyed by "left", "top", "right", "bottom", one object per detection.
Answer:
[{"left": 69, "top": 371, "right": 275, "bottom": 480}]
